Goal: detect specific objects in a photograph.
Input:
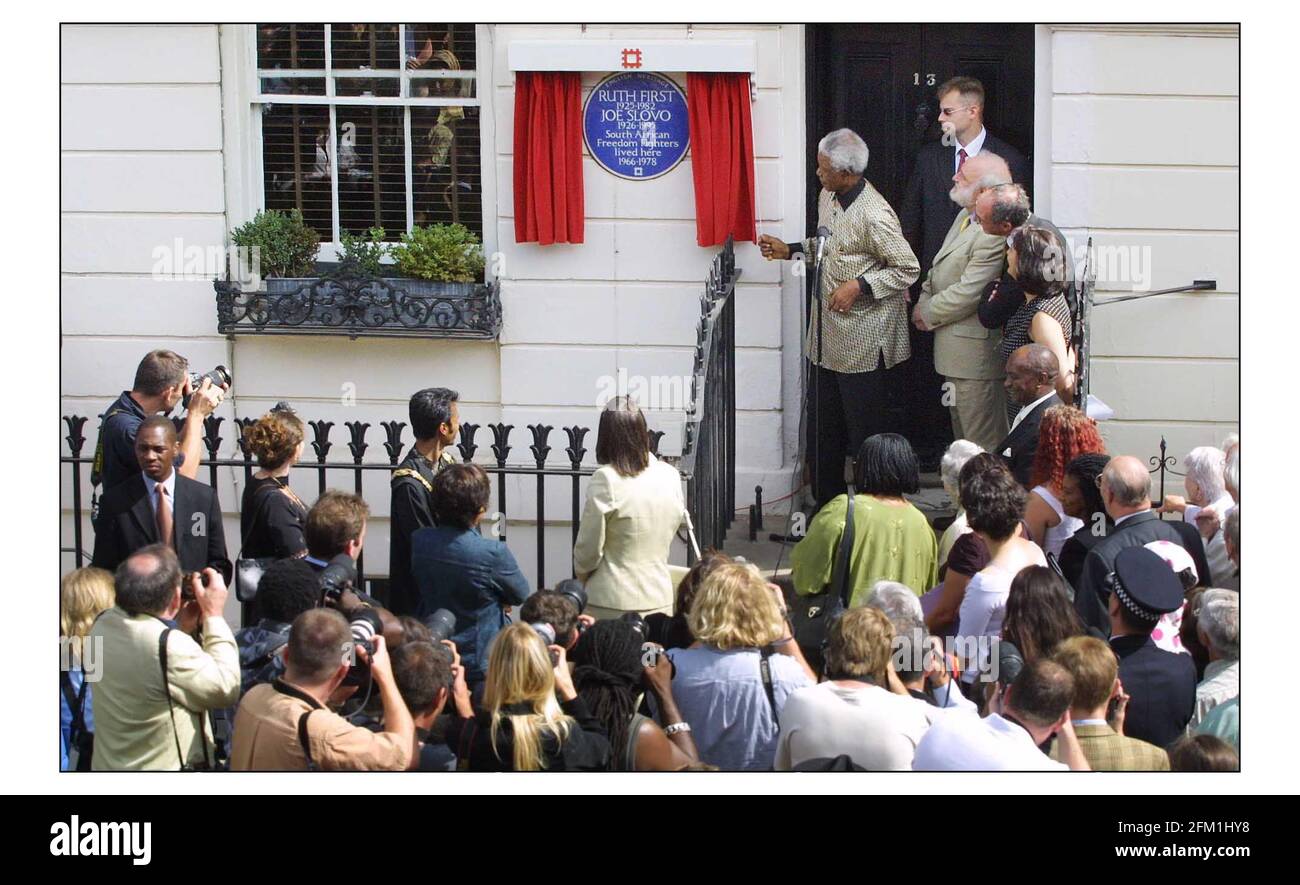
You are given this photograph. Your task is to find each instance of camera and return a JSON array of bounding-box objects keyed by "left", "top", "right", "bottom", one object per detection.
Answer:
[
  {"left": 619, "top": 611, "right": 648, "bottom": 639},
  {"left": 422, "top": 609, "right": 458, "bottom": 667},
  {"left": 343, "top": 607, "right": 385, "bottom": 688},
  {"left": 554, "top": 579, "right": 588, "bottom": 616},
  {"left": 187, "top": 365, "right": 232, "bottom": 391},
  {"left": 319, "top": 554, "right": 358, "bottom": 606},
  {"left": 529, "top": 621, "right": 561, "bottom": 665},
  {"left": 180, "top": 570, "right": 211, "bottom": 601}
]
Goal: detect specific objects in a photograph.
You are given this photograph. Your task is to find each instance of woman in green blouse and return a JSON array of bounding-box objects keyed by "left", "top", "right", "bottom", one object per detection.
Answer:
[{"left": 792, "top": 433, "right": 938, "bottom": 607}]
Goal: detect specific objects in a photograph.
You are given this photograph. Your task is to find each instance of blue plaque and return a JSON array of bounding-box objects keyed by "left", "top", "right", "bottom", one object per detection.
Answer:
[{"left": 583, "top": 72, "right": 689, "bottom": 181}]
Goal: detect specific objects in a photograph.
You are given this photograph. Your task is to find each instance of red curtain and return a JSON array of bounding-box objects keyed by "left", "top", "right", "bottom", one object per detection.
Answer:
[
  {"left": 687, "top": 73, "right": 757, "bottom": 247},
  {"left": 514, "top": 72, "right": 584, "bottom": 245}
]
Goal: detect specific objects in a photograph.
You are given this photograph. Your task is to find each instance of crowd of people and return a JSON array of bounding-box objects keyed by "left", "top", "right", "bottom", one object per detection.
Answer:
[
  {"left": 59, "top": 346, "right": 1240, "bottom": 773},
  {"left": 58, "top": 76, "right": 1239, "bottom": 773}
]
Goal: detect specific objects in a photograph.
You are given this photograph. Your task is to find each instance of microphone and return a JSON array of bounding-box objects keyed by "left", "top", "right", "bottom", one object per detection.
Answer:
[{"left": 814, "top": 226, "right": 831, "bottom": 265}]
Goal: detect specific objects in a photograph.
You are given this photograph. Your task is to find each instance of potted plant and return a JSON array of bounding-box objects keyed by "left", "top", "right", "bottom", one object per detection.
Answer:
[
  {"left": 338, "top": 226, "right": 390, "bottom": 277},
  {"left": 388, "top": 223, "right": 486, "bottom": 297},
  {"left": 230, "top": 209, "right": 321, "bottom": 293}
]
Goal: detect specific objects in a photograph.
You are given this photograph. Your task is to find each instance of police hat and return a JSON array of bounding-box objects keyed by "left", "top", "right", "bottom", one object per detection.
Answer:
[{"left": 1109, "top": 546, "right": 1187, "bottom": 623}]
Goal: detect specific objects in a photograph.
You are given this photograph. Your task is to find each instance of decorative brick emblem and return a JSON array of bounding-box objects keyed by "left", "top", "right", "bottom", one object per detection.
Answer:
[{"left": 621, "top": 48, "right": 643, "bottom": 69}]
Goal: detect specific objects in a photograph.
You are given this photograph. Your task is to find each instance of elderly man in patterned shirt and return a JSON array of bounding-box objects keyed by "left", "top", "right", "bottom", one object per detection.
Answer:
[{"left": 759, "top": 128, "right": 920, "bottom": 508}]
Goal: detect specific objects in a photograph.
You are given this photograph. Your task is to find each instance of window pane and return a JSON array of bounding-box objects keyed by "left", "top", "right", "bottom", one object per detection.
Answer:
[
  {"left": 330, "top": 23, "right": 400, "bottom": 70},
  {"left": 412, "top": 105, "right": 482, "bottom": 237},
  {"left": 336, "top": 109, "right": 409, "bottom": 238},
  {"left": 259, "top": 76, "right": 325, "bottom": 98},
  {"left": 336, "top": 76, "right": 400, "bottom": 99},
  {"left": 257, "top": 24, "right": 325, "bottom": 70},
  {"left": 404, "top": 23, "right": 476, "bottom": 71},
  {"left": 261, "top": 103, "right": 333, "bottom": 243}
]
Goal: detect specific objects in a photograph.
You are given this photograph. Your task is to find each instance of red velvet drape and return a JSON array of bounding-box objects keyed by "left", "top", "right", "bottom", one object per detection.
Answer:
[
  {"left": 513, "top": 71, "right": 585, "bottom": 245},
  {"left": 686, "top": 73, "right": 757, "bottom": 247}
]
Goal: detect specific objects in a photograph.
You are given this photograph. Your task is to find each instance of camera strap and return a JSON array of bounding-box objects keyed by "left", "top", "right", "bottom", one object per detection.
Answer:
[
  {"left": 158, "top": 626, "right": 213, "bottom": 771},
  {"left": 273, "top": 679, "right": 325, "bottom": 771},
  {"left": 758, "top": 646, "right": 779, "bottom": 730}
]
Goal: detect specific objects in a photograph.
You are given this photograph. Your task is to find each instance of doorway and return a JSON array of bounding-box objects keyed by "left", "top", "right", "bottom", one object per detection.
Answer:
[{"left": 805, "top": 24, "right": 1035, "bottom": 469}]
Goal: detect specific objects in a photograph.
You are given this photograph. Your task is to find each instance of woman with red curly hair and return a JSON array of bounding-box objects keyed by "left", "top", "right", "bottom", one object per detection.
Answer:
[{"left": 1024, "top": 405, "right": 1107, "bottom": 558}]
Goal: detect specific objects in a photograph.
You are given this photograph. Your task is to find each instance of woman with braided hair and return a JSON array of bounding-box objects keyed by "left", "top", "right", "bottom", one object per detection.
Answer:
[{"left": 571, "top": 620, "right": 699, "bottom": 771}]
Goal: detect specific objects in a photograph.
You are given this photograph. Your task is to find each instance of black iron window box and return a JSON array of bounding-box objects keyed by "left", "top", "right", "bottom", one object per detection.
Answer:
[{"left": 214, "top": 266, "right": 501, "bottom": 340}]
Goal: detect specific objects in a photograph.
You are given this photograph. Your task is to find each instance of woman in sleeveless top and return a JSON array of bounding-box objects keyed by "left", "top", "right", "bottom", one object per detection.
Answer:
[
  {"left": 570, "top": 620, "right": 699, "bottom": 771},
  {"left": 1023, "top": 406, "right": 1107, "bottom": 559},
  {"left": 999, "top": 225, "right": 1075, "bottom": 424}
]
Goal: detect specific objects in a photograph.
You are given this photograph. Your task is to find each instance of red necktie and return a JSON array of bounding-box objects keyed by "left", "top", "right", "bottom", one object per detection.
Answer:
[
  {"left": 156, "top": 485, "right": 174, "bottom": 549},
  {"left": 957, "top": 148, "right": 968, "bottom": 173}
]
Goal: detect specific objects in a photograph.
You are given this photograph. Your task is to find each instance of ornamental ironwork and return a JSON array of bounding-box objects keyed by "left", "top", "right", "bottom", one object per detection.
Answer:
[{"left": 214, "top": 266, "right": 502, "bottom": 340}]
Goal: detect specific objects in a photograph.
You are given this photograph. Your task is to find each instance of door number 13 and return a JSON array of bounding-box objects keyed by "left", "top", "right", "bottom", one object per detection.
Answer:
[{"left": 913, "top": 73, "right": 936, "bottom": 86}]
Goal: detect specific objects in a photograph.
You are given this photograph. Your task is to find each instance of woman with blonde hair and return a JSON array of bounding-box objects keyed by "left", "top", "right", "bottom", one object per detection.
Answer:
[
  {"left": 666, "top": 561, "right": 815, "bottom": 770},
  {"left": 60, "top": 567, "right": 115, "bottom": 770},
  {"left": 240, "top": 404, "right": 309, "bottom": 563},
  {"left": 444, "top": 623, "right": 611, "bottom": 771}
]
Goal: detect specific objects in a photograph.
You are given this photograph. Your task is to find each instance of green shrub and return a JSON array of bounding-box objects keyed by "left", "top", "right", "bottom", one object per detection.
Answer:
[
  {"left": 339, "top": 226, "right": 389, "bottom": 276},
  {"left": 231, "top": 209, "right": 320, "bottom": 278},
  {"left": 390, "top": 224, "right": 485, "bottom": 283}
]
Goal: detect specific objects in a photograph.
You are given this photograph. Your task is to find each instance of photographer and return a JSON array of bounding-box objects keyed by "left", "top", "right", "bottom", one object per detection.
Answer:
[
  {"left": 234, "top": 558, "right": 320, "bottom": 694},
  {"left": 391, "top": 639, "right": 458, "bottom": 771},
  {"left": 571, "top": 619, "right": 699, "bottom": 771},
  {"left": 88, "top": 545, "right": 240, "bottom": 770},
  {"left": 94, "top": 349, "right": 228, "bottom": 496},
  {"left": 304, "top": 491, "right": 400, "bottom": 641},
  {"left": 519, "top": 588, "right": 594, "bottom": 652},
  {"left": 231, "top": 608, "right": 416, "bottom": 771}
]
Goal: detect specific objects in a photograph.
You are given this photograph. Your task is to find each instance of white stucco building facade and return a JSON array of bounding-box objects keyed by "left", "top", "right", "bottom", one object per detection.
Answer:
[{"left": 60, "top": 23, "right": 1239, "bottom": 613}]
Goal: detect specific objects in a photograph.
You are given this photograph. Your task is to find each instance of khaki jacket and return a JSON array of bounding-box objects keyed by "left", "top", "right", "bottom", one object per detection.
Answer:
[
  {"left": 917, "top": 209, "right": 1007, "bottom": 380},
  {"left": 573, "top": 455, "right": 686, "bottom": 614},
  {"left": 89, "top": 607, "right": 240, "bottom": 770}
]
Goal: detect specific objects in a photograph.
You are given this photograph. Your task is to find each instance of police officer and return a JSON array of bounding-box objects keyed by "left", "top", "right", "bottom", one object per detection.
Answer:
[
  {"left": 388, "top": 388, "right": 459, "bottom": 615},
  {"left": 1106, "top": 546, "right": 1198, "bottom": 750},
  {"left": 93, "top": 350, "right": 227, "bottom": 496}
]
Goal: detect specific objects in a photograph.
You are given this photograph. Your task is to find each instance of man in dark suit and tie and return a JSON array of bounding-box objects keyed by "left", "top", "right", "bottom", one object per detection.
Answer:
[
  {"left": 994, "top": 344, "right": 1062, "bottom": 486},
  {"left": 901, "top": 76, "right": 1031, "bottom": 279},
  {"left": 1073, "top": 455, "right": 1211, "bottom": 637},
  {"left": 92, "top": 415, "right": 231, "bottom": 582},
  {"left": 1105, "top": 546, "right": 1198, "bottom": 750}
]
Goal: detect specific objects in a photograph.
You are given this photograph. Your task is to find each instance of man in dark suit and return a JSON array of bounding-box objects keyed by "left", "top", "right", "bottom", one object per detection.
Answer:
[
  {"left": 92, "top": 415, "right": 230, "bottom": 582},
  {"left": 901, "top": 76, "right": 1030, "bottom": 282},
  {"left": 995, "top": 344, "right": 1061, "bottom": 486},
  {"left": 1073, "top": 455, "right": 1211, "bottom": 636},
  {"left": 1105, "top": 546, "right": 1198, "bottom": 750}
]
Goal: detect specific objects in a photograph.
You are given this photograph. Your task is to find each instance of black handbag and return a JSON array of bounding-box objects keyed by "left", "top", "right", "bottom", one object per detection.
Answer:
[
  {"left": 235, "top": 484, "right": 281, "bottom": 603},
  {"left": 791, "top": 484, "right": 857, "bottom": 675}
]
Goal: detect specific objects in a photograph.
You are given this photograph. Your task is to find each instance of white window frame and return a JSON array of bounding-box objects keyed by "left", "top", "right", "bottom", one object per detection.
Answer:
[{"left": 225, "top": 23, "right": 492, "bottom": 263}]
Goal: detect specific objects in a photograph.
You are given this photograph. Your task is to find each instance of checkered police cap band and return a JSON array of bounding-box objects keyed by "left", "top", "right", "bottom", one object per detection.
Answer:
[{"left": 1107, "top": 571, "right": 1159, "bottom": 623}]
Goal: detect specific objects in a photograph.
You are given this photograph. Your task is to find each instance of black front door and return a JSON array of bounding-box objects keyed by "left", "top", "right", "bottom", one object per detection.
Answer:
[{"left": 806, "top": 23, "right": 1035, "bottom": 470}]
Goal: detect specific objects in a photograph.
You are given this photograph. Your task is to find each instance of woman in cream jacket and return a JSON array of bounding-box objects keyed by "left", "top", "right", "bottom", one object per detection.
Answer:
[{"left": 574, "top": 397, "right": 686, "bottom": 620}]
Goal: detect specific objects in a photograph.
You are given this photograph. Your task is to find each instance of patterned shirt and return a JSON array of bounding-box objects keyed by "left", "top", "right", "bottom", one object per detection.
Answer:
[{"left": 796, "top": 182, "right": 921, "bottom": 373}]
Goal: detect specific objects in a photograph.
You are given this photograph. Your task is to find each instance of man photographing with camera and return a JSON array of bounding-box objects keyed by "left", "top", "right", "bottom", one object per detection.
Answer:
[
  {"left": 89, "top": 544, "right": 240, "bottom": 770},
  {"left": 231, "top": 608, "right": 417, "bottom": 770},
  {"left": 94, "top": 349, "right": 230, "bottom": 496}
]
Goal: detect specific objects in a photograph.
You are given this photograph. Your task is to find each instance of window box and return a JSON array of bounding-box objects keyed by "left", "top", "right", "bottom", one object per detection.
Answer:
[{"left": 215, "top": 266, "right": 500, "bottom": 340}]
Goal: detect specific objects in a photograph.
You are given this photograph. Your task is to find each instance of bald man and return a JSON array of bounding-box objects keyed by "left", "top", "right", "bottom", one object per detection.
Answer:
[
  {"left": 92, "top": 415, "right": 231, "bottom": 582},
  {"left": 1072, "top": 455, "right": 1212, "bottom": 636},
  {"left": 914, "top": 151, "right": 1013, "bottom": 451},
  {"left": 993, "top": 344, "right": 1062, "bottom": 486}
]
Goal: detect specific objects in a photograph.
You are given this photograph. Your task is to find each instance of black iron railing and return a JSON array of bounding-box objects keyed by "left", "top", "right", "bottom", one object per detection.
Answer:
[{"left": 679, "top": 237, "right": 740, "bottom": 557}]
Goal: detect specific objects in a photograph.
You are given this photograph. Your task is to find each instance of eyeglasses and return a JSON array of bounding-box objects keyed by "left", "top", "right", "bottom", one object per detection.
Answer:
[{"left": 938, "top": 105, "right": 973, "bottom": 117}]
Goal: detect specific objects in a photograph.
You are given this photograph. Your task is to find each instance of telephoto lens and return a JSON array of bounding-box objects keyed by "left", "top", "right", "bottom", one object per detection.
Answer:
[
  {"left": 619, "top": 611, "right": 648, "bottom": 639},
  {"left": 188, "top": 365, "right": 232, "bottom": 390},
  {"left": 343, "top": 607, "right": 385, "bottom": 687},
  {"left": 554, "top": 578, "right": 588, "bottom": 615},
  {"left": 319, "top": 554, "right": 358, "bottom": 604},
  {"left": 530, "top": 622, "right": 557, "bottom": 646},
  {"left": 423, "top": 609, "right": 456, "bottom": 644}
]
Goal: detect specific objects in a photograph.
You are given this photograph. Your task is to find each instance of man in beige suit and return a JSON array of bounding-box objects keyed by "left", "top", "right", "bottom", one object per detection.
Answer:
[{"left": 914, "top": 152, "right": 1011, "bottom": 451}]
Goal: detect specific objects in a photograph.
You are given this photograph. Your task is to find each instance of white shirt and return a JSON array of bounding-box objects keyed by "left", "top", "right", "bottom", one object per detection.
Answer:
[
  {"left": 955, "top": 127, "right": 988, "bottom": 173},
  {"left": 912, "top": 712, "right": 1067, "bottom": 771},
  {"left": 1184, "top": 493, "right": 1234, "bottom": 527},
  {"left": 142, "top": 470, "right": 177, "bottom": 519},
  {"left": 774, "top": 681, "right": 932, "bottom": 771},
  {"left": 1190, "top": 659, "right": 1239, "bottom": 730},
  {"left": 956, "top": 547, "right": 1047, "bottom": 683},
  {"left": 1032, "top": 484, "right": 1084, "bottom": 559},
  {"left": 1114, "top": 510, "right": 1145, "bottom": 527}
]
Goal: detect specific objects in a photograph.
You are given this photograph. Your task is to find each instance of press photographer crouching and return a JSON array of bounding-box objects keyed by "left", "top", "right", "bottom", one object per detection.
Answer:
[
  {"left": 234, "top": 558, "right": 321, "bottom": 694},
  {"left": 88, "top": 545, "right": 240, "bottom": 770},
  {"left": 520, "top": 582, "right": 594, "bottom": 652},
  {"left": 231, "top": 608, "right": 417, "bottom": 770}
]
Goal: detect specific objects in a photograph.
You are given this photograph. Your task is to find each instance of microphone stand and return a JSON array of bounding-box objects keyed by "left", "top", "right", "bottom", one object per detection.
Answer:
[{"left": 811, "top": 227, "right": 830, "bottom": 511}]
